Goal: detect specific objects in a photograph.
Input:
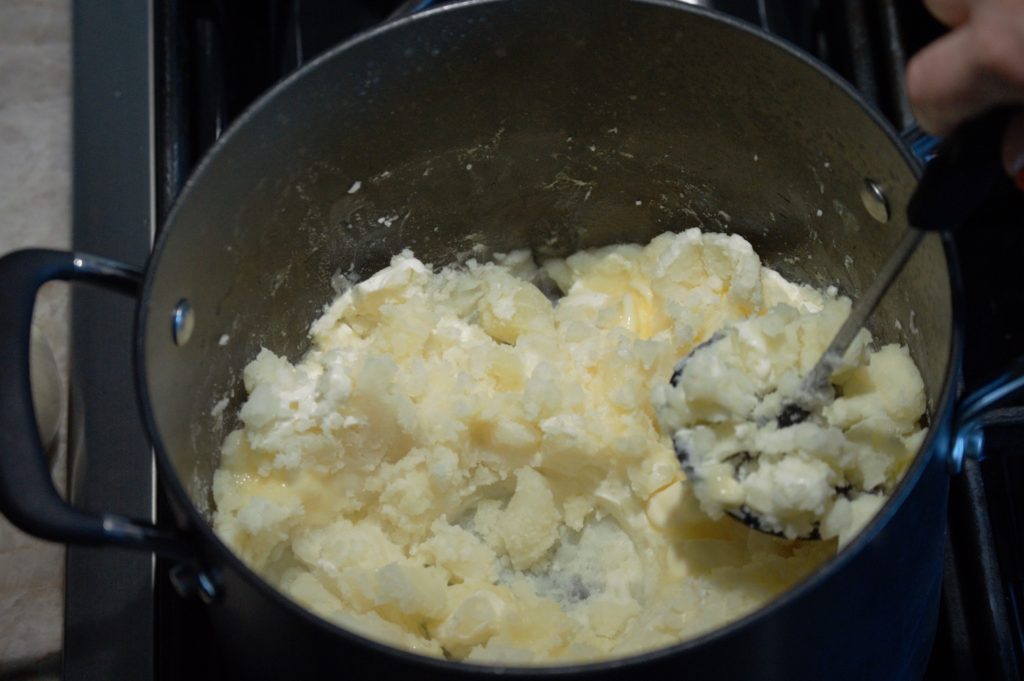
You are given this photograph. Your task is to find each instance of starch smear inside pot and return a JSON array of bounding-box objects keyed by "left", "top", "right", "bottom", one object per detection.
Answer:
[{"left": 211, "top": 228, "right": 925, "bottom": 664}]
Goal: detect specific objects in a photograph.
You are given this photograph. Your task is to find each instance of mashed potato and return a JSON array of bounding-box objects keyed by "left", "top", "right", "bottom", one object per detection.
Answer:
[
  {"left": 652, "top": 302, "right": 926, "bottom": 542},
  {"left": 212, "top": 228, "right": 921, "bottom": 663}
]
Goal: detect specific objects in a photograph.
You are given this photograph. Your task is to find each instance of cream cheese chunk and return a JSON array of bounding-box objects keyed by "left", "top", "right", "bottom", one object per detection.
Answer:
[{"left": 212, "top": 228, "right": 921, "bottom": 664}]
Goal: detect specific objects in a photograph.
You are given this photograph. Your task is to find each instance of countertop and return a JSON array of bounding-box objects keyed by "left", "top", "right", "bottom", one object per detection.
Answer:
[{"left": 0, "top": 1, "right": 71, "bottom": 679}]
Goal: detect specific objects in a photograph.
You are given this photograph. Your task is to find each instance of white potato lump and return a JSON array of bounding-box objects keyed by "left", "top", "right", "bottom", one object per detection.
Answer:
[{"left": 212, "top": 228, "right": 920, "bottom": 664}]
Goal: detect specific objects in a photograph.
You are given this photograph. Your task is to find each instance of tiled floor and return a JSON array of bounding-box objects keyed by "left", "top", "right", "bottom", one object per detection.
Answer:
[{"left": 0, "top": 1, "right": 71, "bottom": 679}]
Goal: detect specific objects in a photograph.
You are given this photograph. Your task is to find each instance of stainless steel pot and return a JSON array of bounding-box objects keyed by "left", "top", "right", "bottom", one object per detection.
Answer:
[{"left": 1, "top": 1, "right": 1020, "bottom": 678}]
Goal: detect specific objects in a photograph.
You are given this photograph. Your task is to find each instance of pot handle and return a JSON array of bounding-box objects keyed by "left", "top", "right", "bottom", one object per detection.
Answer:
[
  {"left": 0, "top": 248, "right": 196, "bottom": 565},
  {"left": 905, "top": 107, "right": 1013, "bottom": 233},
  {"left": 949, "top": 358, "right": 1024, "bottom": 473}
]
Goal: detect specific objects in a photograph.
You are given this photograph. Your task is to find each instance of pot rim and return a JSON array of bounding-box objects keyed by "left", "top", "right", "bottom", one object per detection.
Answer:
[{"left": 137, "top": 0, "right": 963, "bottom": 673}]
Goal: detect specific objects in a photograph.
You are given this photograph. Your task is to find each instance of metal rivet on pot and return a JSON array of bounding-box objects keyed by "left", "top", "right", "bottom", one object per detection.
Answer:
[
  {"left": 172, "top": 299, "right": 194, "bottom": 346},
  {"left": 196, "top": 570, "right": 220, "bottom": 604},
  {"left": 168, "top": 564, "right": 196, "bottom": 598},
  {"left": 860, "top": 179, "right": 890, "bottom": 223},
  {"left": 168, "top": 564, "right": 221, "bottom": 603}
]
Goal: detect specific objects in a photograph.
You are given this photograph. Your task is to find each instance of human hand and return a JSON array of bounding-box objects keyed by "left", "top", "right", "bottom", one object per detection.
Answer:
[{"left": 906, "top": 0, "right": 1024, "bottom": 187}]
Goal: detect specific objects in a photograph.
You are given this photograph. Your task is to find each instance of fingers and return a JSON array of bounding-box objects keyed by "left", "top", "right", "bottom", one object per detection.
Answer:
[
  {"left": 907, "top": 28, "right": 983, "bottom": 133},
  {"left": 924, "top": 0, "right": 972, "bottom": 27},
  {"left": 1001, "top": 110, "right": 1024, "bottom": 188},
  {"left": 906, "top": 6, "right": 1024, "bottom": 134}
]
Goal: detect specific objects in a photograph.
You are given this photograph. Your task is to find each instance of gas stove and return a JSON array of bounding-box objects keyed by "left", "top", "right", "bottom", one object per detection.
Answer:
[{"left": 68, "top": 1, "right": 1024, "bottom": 679}]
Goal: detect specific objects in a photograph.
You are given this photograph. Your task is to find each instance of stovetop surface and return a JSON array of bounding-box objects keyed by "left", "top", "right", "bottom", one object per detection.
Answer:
[{"left": 68, "top": 1, "right": 1024, "bottom": 680}]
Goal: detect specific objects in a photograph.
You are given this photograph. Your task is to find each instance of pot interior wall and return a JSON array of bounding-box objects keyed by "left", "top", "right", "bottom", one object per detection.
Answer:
[{"left": 143, "top": 0, "right": 951, "bottom": 518}]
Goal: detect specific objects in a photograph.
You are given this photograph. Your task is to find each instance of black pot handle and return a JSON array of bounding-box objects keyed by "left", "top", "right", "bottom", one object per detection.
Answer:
[
  {"left": 0, "top": 249, "right": 196, "bottom": 565},
  {"left": 906, "top": 107, "right": 1013, "bottom": 233}
]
